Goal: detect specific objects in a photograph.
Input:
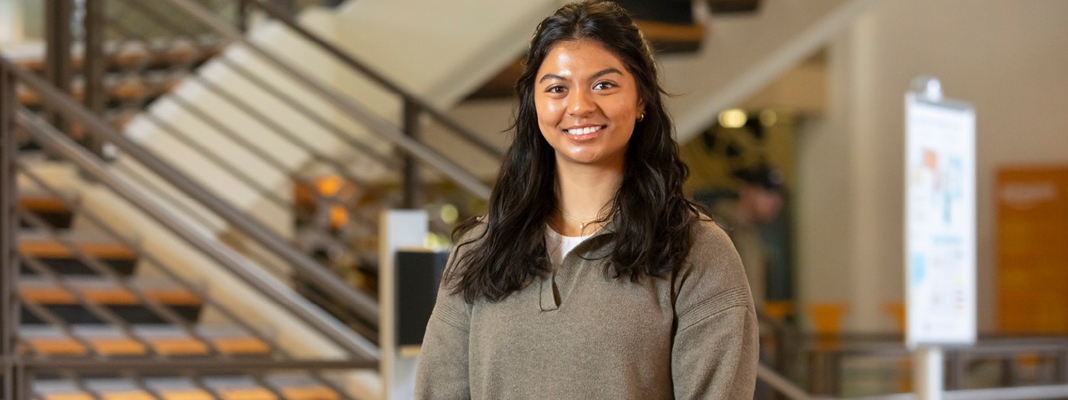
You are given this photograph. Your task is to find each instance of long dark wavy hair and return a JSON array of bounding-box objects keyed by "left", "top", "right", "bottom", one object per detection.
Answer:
[{"left": 448, "top": 0, "right": 704, "bottom": 303}]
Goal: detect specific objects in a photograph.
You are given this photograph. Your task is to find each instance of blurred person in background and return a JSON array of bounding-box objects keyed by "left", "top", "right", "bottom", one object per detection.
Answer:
[{"left": 714, "top": 164, "right": 786, "bottom": 309}]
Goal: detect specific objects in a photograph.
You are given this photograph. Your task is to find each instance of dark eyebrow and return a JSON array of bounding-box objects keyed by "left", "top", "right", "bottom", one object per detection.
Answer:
[
  {"left": 538, "top": 68, "right": 623, "bottom": 84},
  {"left": 589, "top": 67, "right": 623, "bottom": 80},
  {"left": 539, "top": 73, "right": 567, "bottom": 83}
]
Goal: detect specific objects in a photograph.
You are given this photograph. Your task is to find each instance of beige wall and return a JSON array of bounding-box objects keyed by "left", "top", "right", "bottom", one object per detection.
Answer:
[{"left": 799, "top": 0, "right": 1068, "bottom": 332}]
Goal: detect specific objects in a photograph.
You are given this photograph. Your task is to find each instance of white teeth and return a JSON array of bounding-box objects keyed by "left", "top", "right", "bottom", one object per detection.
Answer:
[{"left": 566, "top": 126, "right": 602, "bottom": 135}]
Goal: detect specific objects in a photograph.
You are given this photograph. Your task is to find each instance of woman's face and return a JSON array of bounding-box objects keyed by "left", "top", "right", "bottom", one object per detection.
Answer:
[{"left": 534, "top": 39, "right": 643, "bottom": 171}]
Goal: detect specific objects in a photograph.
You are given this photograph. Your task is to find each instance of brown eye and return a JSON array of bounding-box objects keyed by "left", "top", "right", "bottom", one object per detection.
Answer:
[{"left": 594, "top": 81, "right": 617, "bottom": 90}]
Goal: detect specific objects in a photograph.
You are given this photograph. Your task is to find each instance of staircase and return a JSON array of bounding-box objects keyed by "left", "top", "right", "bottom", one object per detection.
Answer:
[
  {"left": 10, "top": 37, "right": 220, "bottom": 149},
  {"left": 12, "top": 183, "right": 354, "bottom": 399},
  {"left": 3, "top": 37, "right": 377, "bottom": 399}
]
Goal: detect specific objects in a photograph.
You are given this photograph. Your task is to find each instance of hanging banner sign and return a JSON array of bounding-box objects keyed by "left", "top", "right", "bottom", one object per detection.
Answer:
[{"left": 905, "top": 78, "right": 977, "bottom": 348}]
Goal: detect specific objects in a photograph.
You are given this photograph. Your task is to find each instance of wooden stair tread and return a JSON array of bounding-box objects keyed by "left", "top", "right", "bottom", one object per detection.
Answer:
[
  {"left": 36, "top": 377, "right": 338, "bottom": 400},
  {"left": 215, "top": 389, "right": 276, "bottom": 400},
  {"left": 25, "top": 336, "right": 88, "bottom": 355},
  {"left": 158, "top": 390, "right": 213, "bottom": 400},
  {"left": 19, "top": 195, "right": 73, "bottom": 214},
  {"left": 41, "top": 395, "right": 95, "bottom": 400},
  {"left": 18, "top": 236, "right": 137, "bottom": 260},
  {"left": 213, "top": 337, "right": 271, "bottom": 354},
  {"left": 22, "top": 325, "right": 272, "bottom": 356},
  {"left": 88, "top": 337, "right": 148, "bottom": 355},
  {"left": 148, "top": 337, "right": 209, "bottom": 355},
  {"left": 19, "top": 279, "right": 200, "bottom": 306},
  {"left": 142, "top": 326, "right": 271, "bottom": 356},
  {"left": 101, "top": 392, "right": 156, "bottom": 400},
  {"left": 279, "top": 387, "right": 339, "bottom": 400}
]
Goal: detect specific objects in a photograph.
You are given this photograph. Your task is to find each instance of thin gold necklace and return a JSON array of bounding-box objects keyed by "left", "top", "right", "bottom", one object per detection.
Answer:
[{"left": 559, "top": 207, "right": 606, "bottom": 233}]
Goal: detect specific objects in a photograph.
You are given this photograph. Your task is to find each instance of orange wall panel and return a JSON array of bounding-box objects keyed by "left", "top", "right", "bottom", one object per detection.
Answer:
[{"left": 996, "top": 166, "right": 1068, "bottom": 333}]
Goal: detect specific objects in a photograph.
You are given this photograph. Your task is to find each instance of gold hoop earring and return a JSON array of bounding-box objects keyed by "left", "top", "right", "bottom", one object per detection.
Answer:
[{"left": 637, "top": 112, "right": 645, "bottom": 122}]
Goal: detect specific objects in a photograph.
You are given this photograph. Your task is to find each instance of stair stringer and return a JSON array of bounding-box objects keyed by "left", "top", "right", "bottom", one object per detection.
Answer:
[{"left": 661, "top": 0, "right": 882, "bottom": 143}]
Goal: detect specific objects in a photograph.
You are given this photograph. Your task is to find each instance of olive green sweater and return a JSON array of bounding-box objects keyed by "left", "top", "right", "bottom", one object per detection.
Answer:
[{"left": 415, "top": 219, "right": 758, "bottom": 399}]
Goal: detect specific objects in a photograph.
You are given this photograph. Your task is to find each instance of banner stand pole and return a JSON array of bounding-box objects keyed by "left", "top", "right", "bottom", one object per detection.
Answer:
[{"left": 913, "top": 345, "right": 944, "bottom": 400}]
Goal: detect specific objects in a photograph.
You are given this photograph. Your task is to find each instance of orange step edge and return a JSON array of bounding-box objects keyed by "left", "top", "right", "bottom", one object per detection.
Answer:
[
  {"left": 27, "top": 338, "right": 87, "bottom": 355},
  {"left": 18, "top": 239, "right": 137, "bottom": 260},
  {"left": 38, "top": 386, "right": 337, "bottom": 400},
  {"left": 19, "top": 286, "right": 201, "bottom": 306},
  {"left": 19, "top": 196, "right": 72, "bottom": 213}
]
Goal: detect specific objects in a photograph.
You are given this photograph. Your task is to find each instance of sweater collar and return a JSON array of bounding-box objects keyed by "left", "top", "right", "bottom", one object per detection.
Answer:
[{"left": 566, "top": 215, "right": 619, "bottom": 260}]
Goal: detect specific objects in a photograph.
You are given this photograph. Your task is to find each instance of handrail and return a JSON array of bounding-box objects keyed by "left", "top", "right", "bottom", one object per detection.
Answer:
[
  {"left": 787, "top": 332, "right": 1068, "bottom": 399},
  {"left": 2, "top": 56, "right": 380, "bottom": 330},
  {"left": 758, "top": 362, "right": 1068, "bottom": 400},
  {"left": 10, "top": 91, "right": 378, "bottom": 360},
  {"left": 0, "top": 59, "right": 22, "bottom": 400},
  {"left": 164, "top": 0, "right": 493, "bottom": 200},
  {"left": 246, "top": 0, "right": 505, "bottom": 159},
  {"left": 757, "top": 364, "right": 831, "bottom": 400},
  {"left": 944, "top": 384, "right": 1068, "bottom": 400}
]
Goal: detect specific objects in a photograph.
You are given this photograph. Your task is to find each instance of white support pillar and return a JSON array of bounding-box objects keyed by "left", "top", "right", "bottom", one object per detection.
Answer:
[
  {"left": 0, "top": 0, "right": 23, "bottom": 43},
  {"left": 379, "top": 209, "right": 428, "bottom": 400},
  {"left": 913, "top": 346, "right": 944, "bottom": 400}
]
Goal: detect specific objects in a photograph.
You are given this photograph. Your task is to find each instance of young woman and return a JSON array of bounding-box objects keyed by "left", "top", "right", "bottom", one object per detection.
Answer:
[{"left": 416, "top": 2, "right": 757, "bottom": 398}]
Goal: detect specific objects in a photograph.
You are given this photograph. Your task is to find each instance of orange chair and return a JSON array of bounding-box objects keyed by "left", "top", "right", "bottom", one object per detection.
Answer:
[
  {"left": 807, "top": 303, "right": 848, "bottom": 335},
  {"left": 882, "top": 301, "right": 906, "bottom": 333}
]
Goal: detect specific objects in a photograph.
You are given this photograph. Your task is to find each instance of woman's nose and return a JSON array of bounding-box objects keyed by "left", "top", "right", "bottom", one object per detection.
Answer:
[{"left": 568, "top": 88, "right": 596, "bottom": 116}]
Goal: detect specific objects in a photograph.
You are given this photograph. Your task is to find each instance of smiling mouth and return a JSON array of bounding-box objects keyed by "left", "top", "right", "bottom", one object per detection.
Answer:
[{"left": 564, "top": 126, "right": 605, "bottom": 136}]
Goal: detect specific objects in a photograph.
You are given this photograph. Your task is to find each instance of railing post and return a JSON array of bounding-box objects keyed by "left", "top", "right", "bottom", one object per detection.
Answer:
[
  {"left": 82, "top": 0, "right": 106, "bottom": 158},
  {"left": 402, "top": 99, "right": 423, "bottom": 209},
  {"left": 0, "top": 62, "right": 23, "bottom": 400},
  {"left": 273, "top": 0, "right": 296, "bottom": 15},
  {"left": 1059, "top": 348, "right": 1068, "bottom": 385},
  {"left": 237, "top": 0, "right": 250, "bottom": 33},
  {"left": 45, "top": 0, "right": 74, "bottom": 139},
  {"left": 946, "top": 351, "right": 964, "bottom": 390}
]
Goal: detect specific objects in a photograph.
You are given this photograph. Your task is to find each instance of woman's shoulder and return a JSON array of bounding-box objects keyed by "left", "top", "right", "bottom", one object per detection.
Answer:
[
  {"left": 445, "top": 216, "right": 489, "bottom": 273},
  {"left": 684, "top": 216, "right": 743, "bottom": 274},
  {"left": 453, "top": 216, "right": 489, "bottom": 245},
  {"left": 672, "top": 214, "right": 751, "bottom": 313},
  {"left": 687, "top": 213, "right": 737, "bottom": 259}
]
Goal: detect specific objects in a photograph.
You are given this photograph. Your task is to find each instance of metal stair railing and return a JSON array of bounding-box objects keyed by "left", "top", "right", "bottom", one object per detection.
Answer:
[
  {"left": 12, "top": 0, "right": 439, "bottom": 309},
  {"left": 143, "top": 0, "right": 499, "bottom": 199},
  {"left": 239, "top": 0, "right": 505, "bottom": 159},
  {"left": 6, "top": 43, "right": 381, "bottom": 325},
  {"left": 759, "top": 361, "right": 1068, "bottom": 400},
  {"left": 96, "top": 0, "right": 395, "bottom": 261},
  {"left": 52, "top": 0, "right": 500, "bottom": 330},
  {"left": 10, "top": 73, "right": 377, "bottom": 357},
  {"left": 3, "top": 56, "right": 376, "bottom": 399},
  {"left": 755, "top": 324, "right": 1068, "bottom": 400}
]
